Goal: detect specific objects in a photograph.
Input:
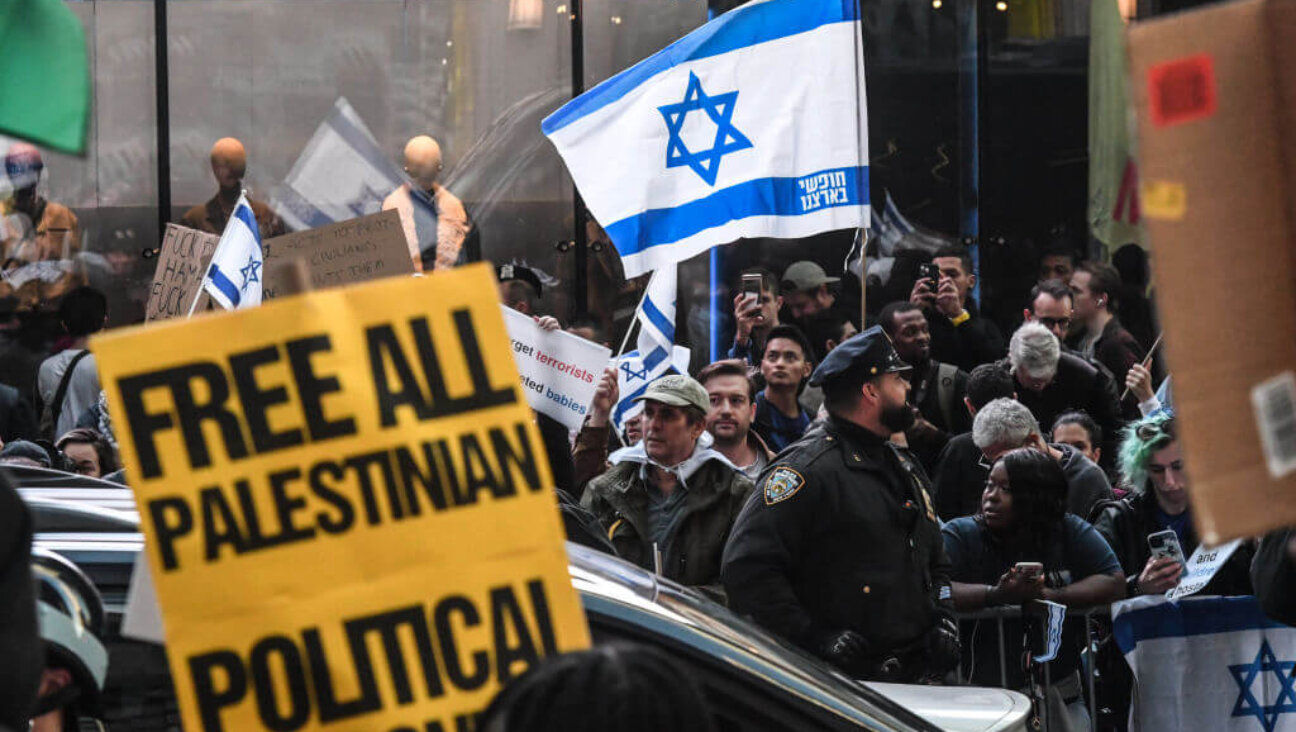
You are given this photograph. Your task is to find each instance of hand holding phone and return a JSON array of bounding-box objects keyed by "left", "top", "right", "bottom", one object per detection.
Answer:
[
  {"left": 1147, "top": 530, "right": 1186, "bottom": 566},
  {"left": 1014, "top": 561, "right": 1044, "bottom": 581},
  {"left": 918, "top": 263, "right": 941, "bottom": 290}
]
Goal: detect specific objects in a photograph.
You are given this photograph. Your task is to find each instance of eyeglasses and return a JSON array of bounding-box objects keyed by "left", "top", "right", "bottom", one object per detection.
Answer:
[
  {"left": 978, "top": 453, "right": 993, "bottom": 471},
  {"left": 1036, "top": 316, "right": 1071, "bottom": 330}
]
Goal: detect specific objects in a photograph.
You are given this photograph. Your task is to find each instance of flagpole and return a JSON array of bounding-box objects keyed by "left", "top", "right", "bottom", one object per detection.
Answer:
[
  {"left": 185, "top": 278, "right": 206, "bottom": 318},
  {"left": 614, "top": 272, "right": 656, "bottom": 359},
  {"left": 858, "top": 229, "right": 868, "bottom": 327}
]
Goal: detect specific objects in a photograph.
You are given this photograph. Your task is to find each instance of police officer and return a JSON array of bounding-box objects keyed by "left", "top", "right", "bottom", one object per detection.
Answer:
[{"left": 721, "top": 326, "right": 960, "bottom": 682}]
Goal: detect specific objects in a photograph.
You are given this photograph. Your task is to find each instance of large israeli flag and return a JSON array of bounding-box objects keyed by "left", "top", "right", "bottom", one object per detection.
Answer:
[
  {"left": 1114, "top": 595, "right": 1296, "bottom": 731},
  {"left": 200, "top": 193, "right": 263, "bottom": 310},
  {"left": 542, "top": 0, "right": 869, "bottom": 278}
]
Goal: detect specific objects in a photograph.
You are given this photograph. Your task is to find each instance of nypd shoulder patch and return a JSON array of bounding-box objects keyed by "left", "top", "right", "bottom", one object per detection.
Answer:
[{"left": 763, "top": 467, "right": 806, "bottom": 505}]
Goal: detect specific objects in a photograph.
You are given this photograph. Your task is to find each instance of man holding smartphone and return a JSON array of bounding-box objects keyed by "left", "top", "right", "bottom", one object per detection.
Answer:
[
  {"left": 728, "top": 268, "right": 782, "bottom": 367},
  {"left": 908, "top": 246, "right": 1005, "bottom": 372}
]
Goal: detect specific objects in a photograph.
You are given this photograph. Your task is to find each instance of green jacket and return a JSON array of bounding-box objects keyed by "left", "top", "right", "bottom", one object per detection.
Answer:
[{"left": 582, "top": 458, "right": 754, "bottom": 590}]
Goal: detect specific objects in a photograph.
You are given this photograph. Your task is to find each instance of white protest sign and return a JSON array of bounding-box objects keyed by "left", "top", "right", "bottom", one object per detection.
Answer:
[
  {"left": 1167, "top": 538, "right": 1244, "bottom": 600},
  {"left": 503, "top": 307, "right": 612, "bottom": 431},
  {"left": 121, "top": 553, "right": 165, "bottom": 644}
]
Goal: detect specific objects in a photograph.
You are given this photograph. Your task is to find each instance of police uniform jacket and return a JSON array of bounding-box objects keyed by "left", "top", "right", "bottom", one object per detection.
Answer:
[{"left": 721, "top": 415, "right": 953, "bottom": 658}]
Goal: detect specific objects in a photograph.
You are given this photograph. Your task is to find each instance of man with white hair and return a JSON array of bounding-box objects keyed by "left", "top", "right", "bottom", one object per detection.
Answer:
[
  {"left": 998, "top": 322, "right": 1122, "bottom": 470},
  {"left": 972, "top": 398, "right": 1114, "bottom": 519}
]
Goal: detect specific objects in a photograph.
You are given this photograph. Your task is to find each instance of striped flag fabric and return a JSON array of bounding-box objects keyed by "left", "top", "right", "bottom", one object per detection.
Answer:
[
  {"left": 200, "top": 193, "right": 264, "bottom": 310},
  {"left": 542, "top": 0, "right": 870, "bottom": 277}
]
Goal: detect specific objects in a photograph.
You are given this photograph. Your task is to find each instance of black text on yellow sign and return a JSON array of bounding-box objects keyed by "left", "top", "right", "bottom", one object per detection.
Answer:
[{"left": 94, "top": 264, "right": 590, "bottom": 732}]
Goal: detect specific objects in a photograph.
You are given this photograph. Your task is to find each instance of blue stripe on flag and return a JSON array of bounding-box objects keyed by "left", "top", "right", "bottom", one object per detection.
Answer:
[
  {"left": 613, "top": 381, "right": 652, "bottom": 426},
  {"left": 605, "top": 165, "right": 867, "bottom": 257},
  {"left": 234, "top": 204, "right": 263, "bottom": 246},
  {"left": 542, "top": 0, "right": 860, "bottom": 134},
  {"left": 1113, "top": 596, "right": 1290, "bottom": 655},
  {"left": 642, "top": 346, "right": 670, "bottom": 372},
  {"left": 207, "top": 264, "right": 242, "bottom": 307},
  {"left": 641, "top": 297, "right": 676, "bottom": 343}
]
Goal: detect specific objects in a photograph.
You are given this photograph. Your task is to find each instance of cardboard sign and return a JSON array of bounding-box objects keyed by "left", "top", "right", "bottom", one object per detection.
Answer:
[
  {"left": 146, "top": 224, "right": 219, "bottom": 321},
  {"left": 93, "top": 264, "right": 590, "bottom": 732},
  {"left": 502, "top": 307, "right": 611, "bottom": 431},
  {"left": 263, "top": 209, "right": 412, "bottom": 297},
  {"left": 1166, "top": 539, "right": 1243, "bottom": 601},
  {"left": 1128, "top": 0, "right": 1296, "bottom": 542}
]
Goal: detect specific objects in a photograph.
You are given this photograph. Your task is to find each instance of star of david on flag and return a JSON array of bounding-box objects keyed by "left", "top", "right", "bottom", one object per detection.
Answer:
[
  {"left": 1113, "top": 594, "right": 1296, "bottom": 731},
  {"left": 542, "top": 0, "right": 870, "bottom": 278},
  {"left": 659, "top": 72, "right": 752, "bottom": 186},
  {"left": 199, "top": 192, "right": 264, "bottom": 311},
  {"left": 1230, "top": 640, "right": 1296, "bottom": 732}
]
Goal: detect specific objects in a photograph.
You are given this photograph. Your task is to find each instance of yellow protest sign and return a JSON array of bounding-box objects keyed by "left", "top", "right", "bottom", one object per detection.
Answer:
[{"left": 94, "top": 263, "right": 589, "bottom": 732}]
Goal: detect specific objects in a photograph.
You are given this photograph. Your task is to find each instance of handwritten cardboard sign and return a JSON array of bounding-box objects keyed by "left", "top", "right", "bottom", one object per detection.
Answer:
[
  {"left": 263, "top": 209, "right": 412, "bottom": 297},
  {"left": 145, "top": 225, "right": 220, "bottom": 321}
]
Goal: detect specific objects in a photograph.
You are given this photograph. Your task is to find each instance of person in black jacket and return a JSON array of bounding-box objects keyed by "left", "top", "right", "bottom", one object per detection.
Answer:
[
  {"left": 909, "top": 245, "right": 1005, "bottom": 372},
  {"left": 1002, "top": 322, "right": 1123, "bottom": 471},
  {"left": 879, "top": 301, "right": 970, "bottom": 474},
  {"left": 0, "top": 382, "right": 37, "bottom": 444},
  {"left": 722, "top": 327, "right": 958, "bottom": 682},
  {"left": 0, "top": 471, "right": 39, "bottom": 730},
  {"left": 934, "top": 364, "right": 1016, "bottom": 520},
  {"left": 1091, "top": 413, "right": 1253, "bottom": 598},
  {"left": 1090, "top": 413, "right": 1253, "bottom": 731},
  {"left": 1253, "top": 527, "right": 1296, "bottom": 626}
]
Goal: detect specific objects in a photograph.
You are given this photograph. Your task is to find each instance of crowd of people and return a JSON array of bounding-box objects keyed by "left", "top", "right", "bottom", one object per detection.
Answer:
[
  {"left": 3, "top": 136, "right": 1296, "bottom": 729},
  {"left": 496, "top": 245, "right": 1296, "bottom": 731}
]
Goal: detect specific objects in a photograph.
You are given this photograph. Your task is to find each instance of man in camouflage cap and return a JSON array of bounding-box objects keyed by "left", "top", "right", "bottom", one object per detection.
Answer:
[
  {"left": 722, "top": 326, "right": 960, "bottom": 681},
  {"left": 582, "top": 374, "right": 754, "bottom": 594}
]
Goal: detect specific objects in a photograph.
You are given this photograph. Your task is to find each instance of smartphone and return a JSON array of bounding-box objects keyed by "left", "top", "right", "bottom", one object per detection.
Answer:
[
  {"left": 1147, "top": 529, "right": 1186, "bottom": 565},
  {"left": 740, "top": 273, "right": 763, "bottom": 305},
  {"left": 918, "top": 262, "right": 941, "bottom": 290},
  {"left": 1014, "top": 561, "right": 1044, "bottom": 580}
]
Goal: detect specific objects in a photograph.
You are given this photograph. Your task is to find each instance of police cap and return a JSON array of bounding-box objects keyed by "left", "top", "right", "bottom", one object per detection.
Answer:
[
  {"left": 808, "top": 325, "right": 911, "bottom": 387},
  {"left": 496, "top": 263, "right": 542, "bottom": 297}
]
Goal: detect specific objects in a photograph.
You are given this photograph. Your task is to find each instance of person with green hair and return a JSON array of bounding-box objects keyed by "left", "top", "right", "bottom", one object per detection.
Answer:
[
  {"left": 1090, "top": 412, "right": 1253, "bottom": 599},
  {"left": 1089, "top": 413, "right": 1255, "bottom": 730}
]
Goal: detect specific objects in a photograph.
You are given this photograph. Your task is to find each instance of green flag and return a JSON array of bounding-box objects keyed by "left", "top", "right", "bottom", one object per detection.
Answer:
[
  {"left": 1088, "top": 0, "right": 1143, "bottom": 255},
  {"left": 0, "top": 0, "right": 89, "bottom": 154}
]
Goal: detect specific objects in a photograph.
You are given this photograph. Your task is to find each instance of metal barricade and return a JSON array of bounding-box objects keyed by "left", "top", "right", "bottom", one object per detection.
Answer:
[{"left": 953, "top": 605, "right": 1113, "bottom": 732}]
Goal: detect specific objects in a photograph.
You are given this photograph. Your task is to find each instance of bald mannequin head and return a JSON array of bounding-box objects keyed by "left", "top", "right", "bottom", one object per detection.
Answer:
[
  {"left": 210, "top": 137, "right": 247, "bottom": 195},
  {"left": 403, "top": 135, "right": 443, "bottom": 191}
]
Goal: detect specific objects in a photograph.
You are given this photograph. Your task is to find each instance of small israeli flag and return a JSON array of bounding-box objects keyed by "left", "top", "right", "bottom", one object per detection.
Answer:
[
  {"left": 201, "top": 193, "right": 264, "bottom": 310},
  {"left": 542, "top": 0, "right": 870, "bottom": 278},
  {"left": 611, "top": 267, "right": 689, "bottom": 432}
]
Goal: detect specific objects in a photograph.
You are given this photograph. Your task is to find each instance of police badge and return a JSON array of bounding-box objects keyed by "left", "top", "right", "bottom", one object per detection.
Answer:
[{"left": 763, "top": 467, "right": 805, "bottom": 505}]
